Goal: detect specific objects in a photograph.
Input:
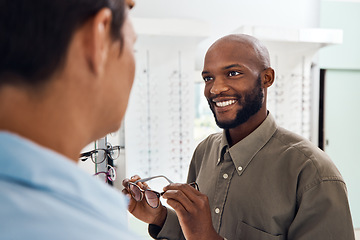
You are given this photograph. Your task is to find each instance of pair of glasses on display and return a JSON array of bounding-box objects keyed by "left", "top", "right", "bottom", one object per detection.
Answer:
[
  {"left": 127, "top": 175, "right": 199, "bottom": 208},
  {"left": 94, "top": 165, "right": 117, "bottom": 183},
  {"left": 80, "top": 145, "right": 122, "bottom": 164}
]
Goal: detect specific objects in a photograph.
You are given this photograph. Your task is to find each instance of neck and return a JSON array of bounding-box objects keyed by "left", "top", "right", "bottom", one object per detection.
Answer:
[
  {"left": 0, "top": 85, "right": 92, "bottom": 162},
  {"left": 226, "top": 108, "right": 268, "bottom": 147}
]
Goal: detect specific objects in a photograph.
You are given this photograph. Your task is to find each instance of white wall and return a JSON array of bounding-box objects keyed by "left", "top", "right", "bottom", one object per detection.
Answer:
[
  {"left": 130, "top": 0, "right": 322, "bottom": 68},
  {"left": 131, "top": 0, "right": 320, "bottom": 35}
]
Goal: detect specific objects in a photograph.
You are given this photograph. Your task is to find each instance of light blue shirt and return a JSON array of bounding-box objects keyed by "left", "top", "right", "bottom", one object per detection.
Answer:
[{"left": 0, "top": 131, "right": 141, "bottom": 239}]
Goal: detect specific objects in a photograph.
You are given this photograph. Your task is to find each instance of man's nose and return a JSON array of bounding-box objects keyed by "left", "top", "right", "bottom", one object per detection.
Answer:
[{"left": 210, "top": 78, "right": 230, "bottom": 95}]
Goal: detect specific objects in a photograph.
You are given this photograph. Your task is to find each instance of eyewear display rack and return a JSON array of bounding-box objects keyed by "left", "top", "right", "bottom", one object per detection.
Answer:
[
  {"left": 125, "top": 18, "right": 209, "bottom": 184},
  {"left": 95, "top": 136, "right": 113, "bottom": 186},
  {"left": 97, "top": 123, "right": 126, "bottom": 188}
]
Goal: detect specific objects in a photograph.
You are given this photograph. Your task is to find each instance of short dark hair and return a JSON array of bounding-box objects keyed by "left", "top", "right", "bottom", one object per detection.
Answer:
[{"left": 0, "top": 0, "right": 126, "bottom": 87}]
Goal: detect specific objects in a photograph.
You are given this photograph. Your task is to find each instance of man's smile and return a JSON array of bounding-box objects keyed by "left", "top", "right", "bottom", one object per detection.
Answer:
[{"left": 214, "top": 99, "right": 237, "bottom": 107}]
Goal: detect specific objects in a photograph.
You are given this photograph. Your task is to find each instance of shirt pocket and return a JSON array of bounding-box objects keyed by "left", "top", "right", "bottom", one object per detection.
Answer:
[{"left": 235, "top": 221, "right": 285, "bottom": 240}]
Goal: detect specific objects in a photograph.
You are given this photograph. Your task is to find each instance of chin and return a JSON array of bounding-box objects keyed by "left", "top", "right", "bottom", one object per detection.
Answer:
[
  {"left": 107, "top": 122, "right": 122, "bottom": 135},
  {"left": 105, "top": 111, "right": 125, "bottom": 133},
  {"left": 91, "top": 123, "right": 121, "bottom": 142}
]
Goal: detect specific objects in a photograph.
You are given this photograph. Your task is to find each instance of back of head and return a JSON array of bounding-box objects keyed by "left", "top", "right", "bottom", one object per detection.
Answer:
[{"left": 0, "top": 0, "right": 126, "bottom": 88}]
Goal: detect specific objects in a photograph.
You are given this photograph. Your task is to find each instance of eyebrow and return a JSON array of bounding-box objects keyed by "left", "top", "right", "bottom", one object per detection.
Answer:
[
  {"left": 202, "top": 64, "right": 243, "bottom": 75},
  {"left": 223, "top": 64, "right": 243, "bottom": 70}
]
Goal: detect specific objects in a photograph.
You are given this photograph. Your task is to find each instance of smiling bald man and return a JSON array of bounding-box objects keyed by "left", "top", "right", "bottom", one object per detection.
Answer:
[{"left": 124, "top": 34, "right": 355, "bottom": 240}]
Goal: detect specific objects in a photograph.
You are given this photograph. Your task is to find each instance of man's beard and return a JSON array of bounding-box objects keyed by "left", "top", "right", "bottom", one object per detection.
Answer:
[{"left": 208, "top": 76, "right": 264, "bottom": 129}]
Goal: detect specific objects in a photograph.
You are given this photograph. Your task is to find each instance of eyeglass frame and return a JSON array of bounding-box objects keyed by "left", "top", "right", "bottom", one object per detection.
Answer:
[
  {"left": 127, "top": 175, "right": 199, "bottom": 208},
  {"left": 79, "top": 145, "right": 122, "bottom": 164},
  {"left": 94, "top": 165, "right": 117, "bottom": 183}
]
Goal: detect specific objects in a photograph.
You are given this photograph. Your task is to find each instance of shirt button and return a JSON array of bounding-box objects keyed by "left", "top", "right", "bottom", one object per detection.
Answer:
[
  {"left": 215, "top": 208, "right": 220, "bottom": 214},
  {"left": 238, "top": 166, "right": 243, "bottom": 171},
  {"left": 223, "top": 173, "right": 228, "bottom": 179}
]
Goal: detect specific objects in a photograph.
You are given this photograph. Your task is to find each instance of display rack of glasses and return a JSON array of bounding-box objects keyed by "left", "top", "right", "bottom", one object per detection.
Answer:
[
  {"left": 267, "top": 55, "right": 314, "bottom": 140},
  {"left": 79, "top": 136, "right": 124, "bottom": 186},
  {"left": 125, "top": 36, "right": 200, "bottom": 183},
  {"left": 168, "top": 51, "right": 193, "bottom": 180}
]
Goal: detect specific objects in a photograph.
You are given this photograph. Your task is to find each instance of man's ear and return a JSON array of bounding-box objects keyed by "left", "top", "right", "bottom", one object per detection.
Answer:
[
  {"left": 83, "top": 8, "right": 113, "bottom": 76},
  {"left": 262, "top": 68, "right": 275, "bottom": 88}
]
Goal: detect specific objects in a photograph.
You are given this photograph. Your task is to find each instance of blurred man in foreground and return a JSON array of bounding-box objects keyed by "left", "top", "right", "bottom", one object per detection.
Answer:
[{"left": 0, "top": 0, "right": 141, "bottom": 239}]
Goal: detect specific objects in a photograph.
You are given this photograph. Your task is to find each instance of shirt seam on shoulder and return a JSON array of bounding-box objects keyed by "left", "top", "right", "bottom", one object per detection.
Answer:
[
  {"left": 297, "top": 177, "right": 345, "bottom": 202},
  {"left": 272, "top": 131, "right": 344, "bottom": 180},
  {"left": 271, "top": 130, "right": 314, "bottom": 161},
  {"left": 271, "top": 131, "right": 346, "bottom": 201}
]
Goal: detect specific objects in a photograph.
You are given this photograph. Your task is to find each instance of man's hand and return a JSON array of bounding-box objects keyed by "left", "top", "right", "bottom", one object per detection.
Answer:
[
  {"left": 162, "top": 183, "right": 223, "bottom": 240},
  {"left": 122, "top": 175, "right": 167, "bottom": 227}
]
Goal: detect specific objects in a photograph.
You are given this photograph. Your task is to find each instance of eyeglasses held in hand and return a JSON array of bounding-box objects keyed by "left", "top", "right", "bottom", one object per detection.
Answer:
[
  {"left": 79, "top": 145, "right": 122, "bottom": 164},
  {"left": 94, "top": 165, "right": 117, "bottom": 183},
  {"left": 127, "top": 175, "right": 199, "bottom": 208}
]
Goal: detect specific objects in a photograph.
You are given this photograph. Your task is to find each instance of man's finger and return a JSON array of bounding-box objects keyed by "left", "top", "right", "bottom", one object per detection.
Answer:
[
  {"left": 163, "top": 189, "right": 193, "bottom": 214},
  {"left": 164, "top": 183, "right": 202, "bottom": 200},
  {"left": 162, "top": 187, "right": 201, "bottom": 213}
]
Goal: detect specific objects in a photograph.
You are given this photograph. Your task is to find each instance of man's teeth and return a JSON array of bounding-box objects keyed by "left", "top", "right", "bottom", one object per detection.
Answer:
[{"left": 215, "top": 100, "right": 237, "bottom": 107}]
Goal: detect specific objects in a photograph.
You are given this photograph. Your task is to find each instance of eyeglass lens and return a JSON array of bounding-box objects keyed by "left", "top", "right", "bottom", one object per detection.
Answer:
[
  {"left": 91, "top": 149, "right": 106, "bottom": 164},
  {"left": 145, "top": 191, "right": 159, "bottom": 208},
  {"left": 129, "top": 183, "right": 142, "bottom": 201},
  {"left": 128, "top": 183, "right": 160, "bottom": 208},
  {"left": 107, "top": 166, "right": 116, "bottom": 181},
  {"left": 108, "top": 146, "right": 120, "bottom": 160}
]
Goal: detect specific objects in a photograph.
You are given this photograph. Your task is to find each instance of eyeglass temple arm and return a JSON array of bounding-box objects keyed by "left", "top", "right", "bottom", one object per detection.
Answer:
[
  {"left": 79, "top": 151, "right": 95, "bottom": 161},
  {"left": 134, "top": 175, "right": 173, "bottom": 184}
]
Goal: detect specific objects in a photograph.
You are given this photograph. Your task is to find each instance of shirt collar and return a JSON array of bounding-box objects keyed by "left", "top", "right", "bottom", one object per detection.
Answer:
[
  {"left": 217, "top": 112, "right": 278, "bottom": 175},
  {"left": 0, "top": 131, "right": 97, "bottom": 195}
]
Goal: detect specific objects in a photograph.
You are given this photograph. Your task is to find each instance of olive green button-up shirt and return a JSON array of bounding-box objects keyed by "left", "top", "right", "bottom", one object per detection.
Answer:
[{"left": 154, "top": 113, "right": 355, "bottom": 240}]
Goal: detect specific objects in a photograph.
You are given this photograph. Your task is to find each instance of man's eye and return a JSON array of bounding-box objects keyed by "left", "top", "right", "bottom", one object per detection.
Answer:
[
  {"left": 203, "top": 76, "right": 213, "bottom": 82},
  {"left": 228, "top": 71, "right": 240, "bottom": 77}
]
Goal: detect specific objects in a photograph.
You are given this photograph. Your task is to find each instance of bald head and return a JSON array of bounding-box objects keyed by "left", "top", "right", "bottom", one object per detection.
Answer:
[{"left": 207, "top": 34, "right": 271, "bottom": 71}]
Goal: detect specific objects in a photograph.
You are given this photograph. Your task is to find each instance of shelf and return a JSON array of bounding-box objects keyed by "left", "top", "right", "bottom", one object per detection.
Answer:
[
  {"left": 233, "top": 26, "right": 343, "bottom": 55},
  {"left": 132, "top": 17, "right": 210, "bottom": 38}
]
